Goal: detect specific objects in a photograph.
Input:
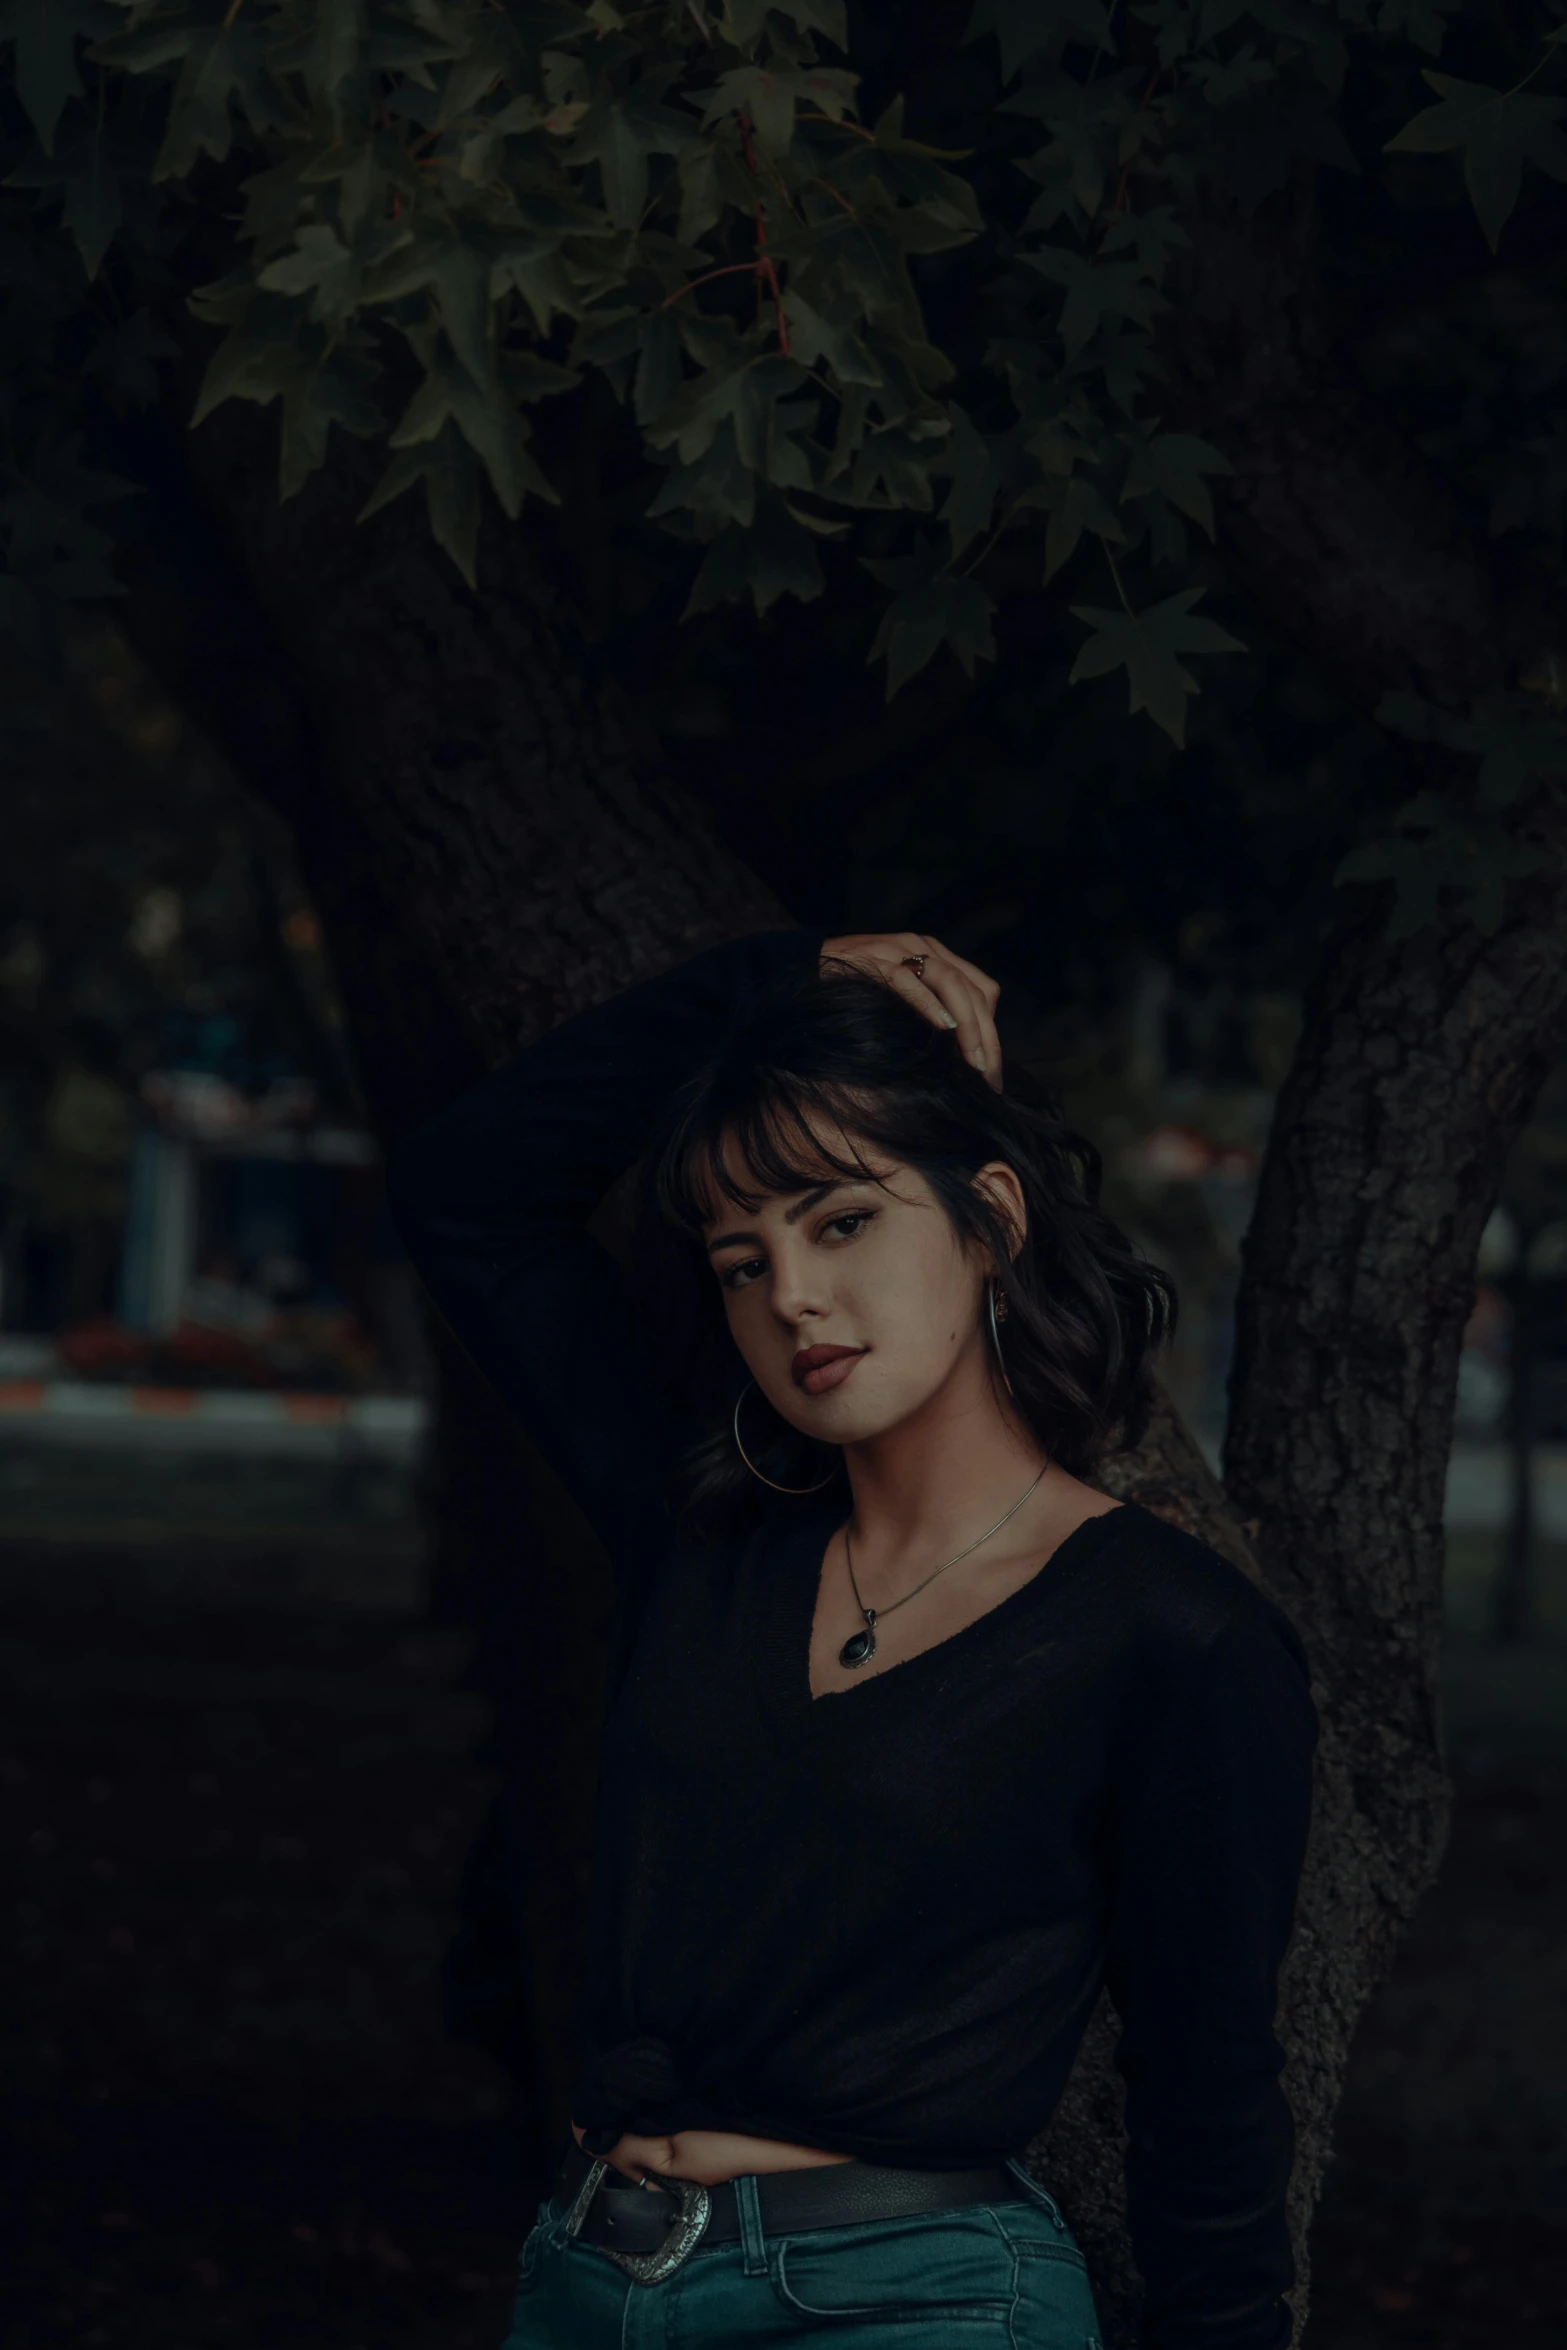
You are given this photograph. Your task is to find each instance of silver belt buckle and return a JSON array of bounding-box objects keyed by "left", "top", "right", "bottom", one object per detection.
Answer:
[
  {"left": 564, "top": 2155, "right": 711, "bottom": 2284},
  {"left": 607, "top": 2175, "right": 712, "bottom": 2283},
  {"left": 562, "top": 2154, "right": 610, "bottom": 2239}
]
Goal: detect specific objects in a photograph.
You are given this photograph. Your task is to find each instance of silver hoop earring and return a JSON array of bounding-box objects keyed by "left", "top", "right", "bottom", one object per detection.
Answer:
[
  {"left": 732, "top": 1380, "right": 835, "bottom": 1494},
  {"left": 988, "top": 1279, "right": 1015, "bottom": 1399}
]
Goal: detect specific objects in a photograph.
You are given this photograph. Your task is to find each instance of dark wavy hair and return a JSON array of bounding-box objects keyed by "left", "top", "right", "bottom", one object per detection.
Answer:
[{"left": 633, "top": 959, "right": 1175, "bottom": 1534}]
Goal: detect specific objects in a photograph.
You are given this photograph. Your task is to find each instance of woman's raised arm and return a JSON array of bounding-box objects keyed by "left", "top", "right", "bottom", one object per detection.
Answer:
[{"left": 386, "top": 929, "right": 819, "bottom": 1576}]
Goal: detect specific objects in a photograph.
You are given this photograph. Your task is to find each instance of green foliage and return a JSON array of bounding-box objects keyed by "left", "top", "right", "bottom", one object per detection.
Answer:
[
  {"left": 0, "top": 0, "right": 1565, "bottom": 813},
  {"left": 1333, "top": 696, "right": 1567, "bottom": 936},
  {"left": 1069, "top": 586, "right": 1244, "bottom": 748},
  {"left": 1335, "top": 793, "right": 1543, "bottom": 937},
  {"left": 1385, "top": 70, "right": 1567, "bottom": 251},
  {"left": 863, "top": 534, "right": 996, "bottom": 695},
  {"left": 0, "top": 0, "right": 120, "bottom": 156},
  {"left": 1370, "top": 691, "right": 1567, "bottom": 808}
]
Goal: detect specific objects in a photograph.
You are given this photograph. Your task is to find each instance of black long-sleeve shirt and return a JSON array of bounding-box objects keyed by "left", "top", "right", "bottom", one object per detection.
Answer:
[{"left": 387, "top": 930, "right": 1317, "bottom": 2350}]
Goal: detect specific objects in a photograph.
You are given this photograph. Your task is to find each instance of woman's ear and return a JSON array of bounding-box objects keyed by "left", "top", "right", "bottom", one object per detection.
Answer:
[{"left": 971, "top": 1162, "right": 1027, "bottom": 1266}]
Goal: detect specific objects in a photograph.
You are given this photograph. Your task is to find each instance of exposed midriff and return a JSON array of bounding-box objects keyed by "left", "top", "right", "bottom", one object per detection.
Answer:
[{"left": 570, "top": 2118, "right": 855, "bottom": 2185}]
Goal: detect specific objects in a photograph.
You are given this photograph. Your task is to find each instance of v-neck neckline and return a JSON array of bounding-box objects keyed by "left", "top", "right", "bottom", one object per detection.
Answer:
[{"left": 766, "top": 1493, "right": 1129, "bottom": 1717}]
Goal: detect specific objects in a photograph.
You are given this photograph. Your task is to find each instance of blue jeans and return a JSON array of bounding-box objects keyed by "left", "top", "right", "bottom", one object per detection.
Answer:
[{"left": 502, "top": 2156, "right": 1104, "bottom": 2348}]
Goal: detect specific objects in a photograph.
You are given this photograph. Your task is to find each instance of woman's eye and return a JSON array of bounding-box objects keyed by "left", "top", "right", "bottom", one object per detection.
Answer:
[
  {"left": 823, "top": 1211, "right": 874, "bottom": 1243},
  {"left": 720, "top": 1256, "right": 767, "bottom": 1291}
]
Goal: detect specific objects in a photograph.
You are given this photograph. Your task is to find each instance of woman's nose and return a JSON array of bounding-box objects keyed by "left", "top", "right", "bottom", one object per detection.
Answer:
[{"left": 767, "top": 1246, "right": 828, "bottom": 1324}]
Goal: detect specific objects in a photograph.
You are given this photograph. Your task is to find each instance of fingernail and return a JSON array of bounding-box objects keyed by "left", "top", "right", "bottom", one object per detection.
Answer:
[
  {"left": 941, "top": 1011, "right": 958, "bottom": 1029},
  {"left": 969, "top": 1048, "right": 987, "bottom": 1071}
]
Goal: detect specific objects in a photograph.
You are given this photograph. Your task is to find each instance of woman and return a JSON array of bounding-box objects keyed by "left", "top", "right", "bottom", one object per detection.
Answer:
[{"left": 389, "top": 928, "right": 1316, "bottom": 2350}]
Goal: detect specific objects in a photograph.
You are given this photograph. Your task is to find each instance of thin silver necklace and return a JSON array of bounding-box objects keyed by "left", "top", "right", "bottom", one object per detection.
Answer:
[{"left": 838, "top": 1463, "right": 1049, "bottom": 1670}]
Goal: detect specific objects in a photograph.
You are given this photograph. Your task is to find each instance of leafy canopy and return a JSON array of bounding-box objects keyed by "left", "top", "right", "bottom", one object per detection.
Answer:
[{"left": 4, "top": 0, "right": 1567, "bottom": 768}]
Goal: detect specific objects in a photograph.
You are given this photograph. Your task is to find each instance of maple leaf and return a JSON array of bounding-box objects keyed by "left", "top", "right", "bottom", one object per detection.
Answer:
[
  {"left": 1385, "top": 71, "right": 1567, "bottom": 252},
  {"left": 0, "top": 0, "right": 118, "bottom": 157},
  {"left": 863, "top": 536, "right": 998, "bottom": 696},
  {"left": 1068, "top": 586, "right": 1244, "bottom": 745}
]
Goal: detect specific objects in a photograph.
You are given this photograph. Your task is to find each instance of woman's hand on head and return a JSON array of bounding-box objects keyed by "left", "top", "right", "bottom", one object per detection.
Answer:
[{"left": 820, "top": 932, "right": 1003, "bottom": 1091}]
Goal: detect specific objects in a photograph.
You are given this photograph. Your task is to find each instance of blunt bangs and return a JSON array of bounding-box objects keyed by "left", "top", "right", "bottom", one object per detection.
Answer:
[{"left": 657, "top": 1080, "right": 897, "bottom": 1235}]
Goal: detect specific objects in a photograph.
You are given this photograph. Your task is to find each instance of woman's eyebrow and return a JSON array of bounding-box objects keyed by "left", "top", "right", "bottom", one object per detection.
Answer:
[{"left": 704, "top": 1179, "right": 855, "bottom": 1255}]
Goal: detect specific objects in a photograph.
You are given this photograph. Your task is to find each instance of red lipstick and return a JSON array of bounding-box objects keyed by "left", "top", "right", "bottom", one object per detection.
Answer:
[{"left": 791, "top": 1344, "right": 867, "bottom": 1397}]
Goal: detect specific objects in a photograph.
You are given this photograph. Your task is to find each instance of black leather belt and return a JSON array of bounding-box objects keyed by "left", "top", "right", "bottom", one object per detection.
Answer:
[{"left": 553, "top": 2136, "right": 1027, "bottom": 2280}]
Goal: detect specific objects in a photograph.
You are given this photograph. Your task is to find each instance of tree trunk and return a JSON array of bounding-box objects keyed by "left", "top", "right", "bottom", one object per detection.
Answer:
[
  {"left": 1039, "top": 805, "right": 1567, "bottom": 2341},
  {"left": 1221, "top": 804, "right": 1567, "bottom": 2318},
  {"left": 111, "top": 391, "right": 789, "bottom": 2184},
  {"left": 1153, "top": 181, "right": 1567, "bottom": 2333}
]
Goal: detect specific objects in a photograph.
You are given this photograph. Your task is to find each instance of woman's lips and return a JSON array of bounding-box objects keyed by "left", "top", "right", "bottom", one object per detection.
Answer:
[{"left": 792, "top": 1345, "right": 868, "bottom": 1397}]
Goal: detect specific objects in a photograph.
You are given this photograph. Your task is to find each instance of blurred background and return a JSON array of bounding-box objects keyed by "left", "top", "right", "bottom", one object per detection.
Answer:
[{"left": 3, "top": 609, "right": 1563, "bottom": 2350}]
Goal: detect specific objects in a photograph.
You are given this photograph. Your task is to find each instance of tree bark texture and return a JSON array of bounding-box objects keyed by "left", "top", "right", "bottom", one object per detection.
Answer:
[
  {"left": 1220, "top": 799, "right": 1567, "bottom": 2310},
  {"left": 110, "top": 327, "right": 1567, "bottom": 2343},
  {"left": 1047, "top": 782, "right": 1567, "bottom": 2329}
]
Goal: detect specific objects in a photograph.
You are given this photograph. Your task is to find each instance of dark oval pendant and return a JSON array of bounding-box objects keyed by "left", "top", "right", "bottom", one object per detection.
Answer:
[{"left": 839, "top": 1624, "right": 877, "bottom": 1669}]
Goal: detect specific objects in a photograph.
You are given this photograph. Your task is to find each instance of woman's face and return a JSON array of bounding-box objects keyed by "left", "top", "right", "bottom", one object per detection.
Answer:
[{"left": 700, "top": 1128, "right": 1023, "bottom": 1449}]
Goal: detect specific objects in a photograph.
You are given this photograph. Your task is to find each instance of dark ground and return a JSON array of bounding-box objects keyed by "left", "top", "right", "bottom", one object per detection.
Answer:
[{"left": 1, "top": 1510, "right": 1562, "bottom": 2350}]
